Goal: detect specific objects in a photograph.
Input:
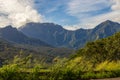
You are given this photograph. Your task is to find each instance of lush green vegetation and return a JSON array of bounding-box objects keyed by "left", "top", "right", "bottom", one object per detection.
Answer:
[
  {"left": 1, "top": 32, "right": 120, "bottom": 80},
  {"left": 0, "top": 58, "right": 120, "bottom": 80}
]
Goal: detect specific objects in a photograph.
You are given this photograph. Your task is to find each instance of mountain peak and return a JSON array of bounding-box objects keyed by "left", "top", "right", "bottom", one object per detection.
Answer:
[
  {"left": 102, "top": 20, "right": 120, "bottom": 26},
  {"left": 1, "top": 25, "right": 17, "bottom": 30},
  {"left": 4, "top": 25, "right": 13, "bottom": 28},
  {"left": 104, "top": 20, "right": 113, "bottom": 23},
  {"left": 94, "top": 20, "right": 118, "bottom": 30}
]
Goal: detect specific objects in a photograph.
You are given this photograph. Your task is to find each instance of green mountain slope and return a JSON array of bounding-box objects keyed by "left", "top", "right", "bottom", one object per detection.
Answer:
[{"left": 72, "top": 31, "right": 120, "bottom": 64}]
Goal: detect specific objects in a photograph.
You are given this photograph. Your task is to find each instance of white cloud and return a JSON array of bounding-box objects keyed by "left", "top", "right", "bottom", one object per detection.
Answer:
[
  {"left": 82, "top": 0, "right": 120, "bottom": 28},
  {"left": 64, "top": 24, "right": 94, "bottom": 30},
  {"left": 0, "top": 0, "right": 43, "bottom": 28},
  {"left": 67, "top": 0, "right": 111, "bottom": 18},
  {"left": 65, "top": 0, "right": 120, "bottom": 30},
  {"left": 0, "top": 16, "right": 10, "bottom": 28},
  {"left": 64, "top": 25, "right": 81, "bottom": 31},
  {"left": 112, "top": 0, "right": 120, "bottom": 11}
]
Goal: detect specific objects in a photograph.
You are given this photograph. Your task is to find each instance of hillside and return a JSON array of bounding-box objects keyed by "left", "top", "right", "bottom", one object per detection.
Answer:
[
  {"left": 44, "top": 31, "right": 120, "bottom": 80},
  {"left": 19, "top": 23, "right": 71, "bottom": 47},
  {"left": 20, "top": 20, "right": 120, "bottom": 49},
  {"left": 0, "top": 22, "right": 120, "bottom": 80},
  {"left": 0, "top": 26, "right": 51, "bottom": 47},
  {"left": 0, "top": 38, "right": 74, "bottom": 64},
  {"left": 72, "top": 31, "right": 120, "bottom": 64},
  {"left": 0, "top": 38, "right": 45, "bottom": 65}
]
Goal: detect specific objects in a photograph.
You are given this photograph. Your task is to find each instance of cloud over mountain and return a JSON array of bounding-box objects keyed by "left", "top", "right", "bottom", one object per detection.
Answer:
[
  {"left": 65, "top": 0, "right": 120, "bottom": 30},
  {"left": 0, "top": 0, "right": 43, "bottom": 28},
  {"left": 0, "top": 0, "right": 120, "bottom": 30}
]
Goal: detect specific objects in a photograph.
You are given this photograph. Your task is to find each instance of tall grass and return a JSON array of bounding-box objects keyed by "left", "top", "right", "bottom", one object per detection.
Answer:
[{"left": 0, "top": 60, "right": 120, "bottom": 80}]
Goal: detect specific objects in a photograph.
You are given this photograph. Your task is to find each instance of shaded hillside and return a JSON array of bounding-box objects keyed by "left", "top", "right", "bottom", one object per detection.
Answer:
[
  {"left": 14, "top": 44, "right": 75, "bottom": 62},
  {"left": 0, "top": 26, "right": 50, "bottom": 47},
  {"left": 0, "top": 38, "right": 74, "bottom": 64},
  {"left": 0, "top": 38, "right": 45, "bottom": 64},
  {"left": 20, "top": 23, "right": 72, "bottom": 47},
  {"left": 20, "top": 20, "right": 120, "bottom": 49}
]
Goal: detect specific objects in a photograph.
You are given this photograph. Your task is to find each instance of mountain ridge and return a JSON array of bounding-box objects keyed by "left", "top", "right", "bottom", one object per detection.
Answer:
[
  {"left": 0, "top": 25, "right": 51, "bottom": 47},
  {"left": 19, "top": 20, "right": 120, "bottom": 49}
]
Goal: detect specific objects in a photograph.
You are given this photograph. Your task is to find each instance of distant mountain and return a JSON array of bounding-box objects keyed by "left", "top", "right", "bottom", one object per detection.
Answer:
[
  {"left": 0, "top": 26, "right": 74, "bottom": 63},
  {"left": 73, "top": 20, "right": 120, "bottom": 48},
  {"left": 20, "top": 20, "right": 120, "bottom": 49},
  {"left": 89, "top": 20, "right": 120, "bottom": 40},
  {"left": 0, "top": 25, "right": 50, "bottom": 47},
  {"left": 19, "top": 23, "right": 79, "bottom": 48},
  {"left": 20, "top": 23, "right": 71, "bottom": 47}
]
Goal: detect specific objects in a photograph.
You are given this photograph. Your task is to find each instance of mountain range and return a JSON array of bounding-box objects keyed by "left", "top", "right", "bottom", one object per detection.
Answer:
[
  {"left": 19, "top": 20, "right": 120, "bottom": 49},
  {"left": 0, "top": 26, "right": 74, "bottom": 63},
  {"left": 0, "top": 20, "right": 120, "bottom": 49},
  {"left": 0, "top": 20, "right": 120, "bottom": 64}
]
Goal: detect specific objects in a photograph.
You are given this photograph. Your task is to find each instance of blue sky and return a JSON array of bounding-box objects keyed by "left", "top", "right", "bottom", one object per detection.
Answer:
[
  {"left": 0, "top": 0, "right": 120, "bottom": 30},
  {"left": 33, "top": 0, "right": 120, "bottom": 30},
  {"left": 34, "top": 0, "right": 78, "bottom": 25}
]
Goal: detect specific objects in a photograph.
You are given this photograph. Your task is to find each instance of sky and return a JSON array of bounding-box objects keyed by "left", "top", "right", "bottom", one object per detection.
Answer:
[{"left": 0, "top": 0, "right": 120, "bottom": 30}]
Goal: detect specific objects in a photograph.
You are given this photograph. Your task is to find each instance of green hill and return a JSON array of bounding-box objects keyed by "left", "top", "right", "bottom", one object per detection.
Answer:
[
  {"left": 72, "top": 31, "right": 120, "bottom": 64},
  {"left": 46, "top": 32, "right": 120, "bottom": 80}
]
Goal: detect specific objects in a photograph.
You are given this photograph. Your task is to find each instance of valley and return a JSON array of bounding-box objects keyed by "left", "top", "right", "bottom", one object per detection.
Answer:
[
  {"left": 0, "top": 20, "right": 120, "bottom": 79},
  {"left": 0, "top": 0, "right": 120, "bottom": 80}
]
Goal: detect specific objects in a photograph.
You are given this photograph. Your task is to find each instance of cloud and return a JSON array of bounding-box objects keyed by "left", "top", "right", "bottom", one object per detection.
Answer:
[
  {"left": 0, "top": 0, "right": 43, "bottom": 28},
  {"left": 65, "top": 0, "right": 120, "bottom": 30},
  {"left": 112, "top": 0, "right": 120, "bottom": 10},
  {"left": 67, "top": 0, "right": 111, "bottom": 18},
  {"left": 83, "top": 0, "right": 120, "bottom": 28},
  {"left": 64, "top": 24, "right": 95, "bottom": 30}
]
